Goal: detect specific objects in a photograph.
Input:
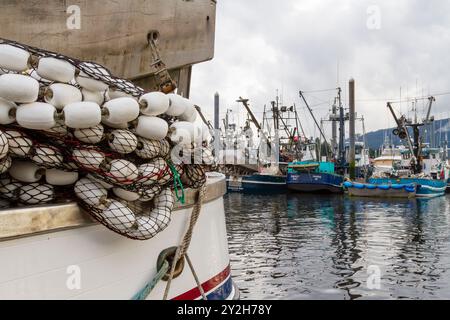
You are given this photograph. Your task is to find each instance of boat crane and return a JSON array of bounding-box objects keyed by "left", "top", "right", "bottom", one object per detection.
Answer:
[{"left": 387, "top": 96, "right": 435, "bottom": 174}]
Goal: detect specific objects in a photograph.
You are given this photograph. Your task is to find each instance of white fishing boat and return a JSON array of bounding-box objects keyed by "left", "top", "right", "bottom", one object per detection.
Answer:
[
  {"left": 0, "top": 1, "right": 239, "bottom": 300},
  {"left": 0, "top": 173, "right": 238, "bottom": 300}
]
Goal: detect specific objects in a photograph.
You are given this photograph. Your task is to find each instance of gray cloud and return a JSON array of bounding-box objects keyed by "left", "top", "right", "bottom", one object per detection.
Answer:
[{"left": 190, "top": 0, "right": 450, "bottom": 135}]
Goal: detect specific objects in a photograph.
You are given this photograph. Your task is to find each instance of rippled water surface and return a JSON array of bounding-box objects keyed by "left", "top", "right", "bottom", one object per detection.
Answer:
[{"left": 224, "top": 193, "right": 450, "bottom": 300}]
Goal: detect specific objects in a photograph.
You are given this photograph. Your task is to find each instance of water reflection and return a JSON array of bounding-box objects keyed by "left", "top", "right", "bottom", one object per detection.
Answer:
[{"left": 225, "top": 193, "right": 450, "bottom": 300}]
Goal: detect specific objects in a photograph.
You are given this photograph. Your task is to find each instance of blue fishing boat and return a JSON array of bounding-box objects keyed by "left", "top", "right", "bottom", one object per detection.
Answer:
[
  {"left": 365, "top": 97, "right": 448, "bottom": 199},
  {"left": 227, "top": 174, "right": 287, "bottom": 194},
  {"left": 287, "top": 161, "right": 344, "bottom": 193},
  {"left": 368, "top": 178, "right": 446, "bottom": 198},
  {"left": 344, "top": 181, "right": 416, "bottom": 198}
]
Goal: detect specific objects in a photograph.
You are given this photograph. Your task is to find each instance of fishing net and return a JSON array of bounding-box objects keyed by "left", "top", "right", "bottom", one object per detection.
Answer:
[{"left": 0, "top": 38, "right": 209, "bottom": 240}]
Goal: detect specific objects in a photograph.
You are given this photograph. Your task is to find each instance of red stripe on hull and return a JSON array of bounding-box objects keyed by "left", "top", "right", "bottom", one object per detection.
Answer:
[{"left": 173, "top": 265, "right": 231, "bottom": 300}]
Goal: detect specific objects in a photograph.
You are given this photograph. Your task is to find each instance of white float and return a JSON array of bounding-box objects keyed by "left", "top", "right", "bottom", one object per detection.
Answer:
[
  {"left": 138, "top": 157, "right": 168, "bottom": 186},
  {"left": 113, "top": 188, "right": 140, "bottom": 202},
  {"left": 101, "top": 200, "right": 136, "bottom": 232},
  {"left": 130, "top": 216, "right": 159, "bottom": 236},
  {"left": 108, "top": 130, "right": 138, "bottom": 154},
  {"left": 135, "top": 138, "right": 160, "bottom": 159},
  {"left": 140, "top": 185, "right": 161, "bottom": 202},
  {"left": 139, "top": 92, "right": 170, "bottom": 116},
  {"left": 102, "top": 97, "right": 140, "bottom": 124},
  {"left": 45, "top": 169, "right": 79, "bottom": 186},
  {"left": 37, "top": 57, "right": 76, "bottom": 83},
  {"left": 32, "top": 146, "right": 64, "bottom": 167},
  {"left": 74, "top": 124, "right": 104, "bottom": 144},
  {"left": 72, "top": 148, "right": 105, "bottom": 170},
  {"left": 63, "top": 101, "right": 101, "bottom": 129},
  {"left": 166, "top": 93, "right": 188, "bottom": 116},
  {"left": 0, "top": 44, "right": 30, "bottom": 72},
  {"left": 138, "top": 163, "right": 160, "bottom": 185},
  {"left": 9, "top": 161, "right": 44, "bottom": 183},
  {"left": 76, "top": 71, "right": 109, "bottom": 92},
  {"left": 108, "top": 89, "right": 132, "bottom": 100},
  {"left": 0, "top": 74, "right": 39, "bottom": 103},
  {"left": 15, "top": 102, "right": 56, "bottom": 130},
  {"left": 179, "top": 98, "right": 197, "bottom": 122},
  {"left": 135, "top": 116, "right": 168, "bottom": 140},
  {"left": 159, "top": 139, "right": 171, "bottom": 158},
  {"left": 155, "top": 187, "right": 175, "bottom": 211},
  {"left": 3, "top": 130, "right": 32, "bottom": 156},
  {"left": 0, "top": 98, "right": 16, "bottom": 125},
  {"left": 74, "top": 178, "right": 108, "bottom": 207},
  {"left": 108, "top": 159, "right": 138, "bottom": 183},
  {"left": 154, "top": 157, "right": 171, "bottom": 186},
  {"left": 169, "top": 121, "right": 195, "bottom": 146},
  {"left": 19, "top": 183, "right": 54, "bottom": 205},
  {"left": 44, "top": 84, "right": 82, "bottom": 110},
  {"left": 0, "top": 130, "right": 9, "bottom": 159},
  {"left": 82, "top": 88, "right": 107, "bottom": 105}
]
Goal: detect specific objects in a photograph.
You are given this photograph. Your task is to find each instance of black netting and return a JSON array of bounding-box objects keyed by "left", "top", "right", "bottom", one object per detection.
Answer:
[
  {"left": 0, "top": 38, "right": 144, "bottom": 97},
  {"left": 182, "top": 164, "right": 207, "bottom": 189},
  {"left": 107, "top": 130, "right": 138, "bottom": 154},
  {"left": 18, "top": 183, "right": 54, "bottom": 205},
  {"left": 0, "top": 156, "right": 11, "bottom": 174},
  {"left": 79, "top": 186, "right": 174, "bottom": 241},
  {"left": 135, "top": 137, "right": 161, "bottom": 159}
]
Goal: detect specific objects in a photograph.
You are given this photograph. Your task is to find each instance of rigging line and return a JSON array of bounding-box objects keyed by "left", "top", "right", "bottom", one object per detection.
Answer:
[
  {"left": 302, "top": 93, "right": 334, "bottom": 105},
  {"left": 301, "top": 88, "right": 338, "bottom": 94},
  {"left": 358, "top": 91, "right": 450, "bottom": 104}
]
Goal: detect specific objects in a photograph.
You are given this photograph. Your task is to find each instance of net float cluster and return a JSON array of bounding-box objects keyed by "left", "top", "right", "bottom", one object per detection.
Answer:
[{"left": 0, "top": 40, "right": 214, "bottom": 240}]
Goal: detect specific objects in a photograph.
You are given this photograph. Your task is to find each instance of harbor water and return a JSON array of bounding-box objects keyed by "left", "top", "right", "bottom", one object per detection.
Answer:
[{"left": 225, "top": 193, "right": 450, "bottom": 300}]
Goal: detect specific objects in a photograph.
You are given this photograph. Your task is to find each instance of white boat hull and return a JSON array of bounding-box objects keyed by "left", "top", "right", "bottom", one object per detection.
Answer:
[{"left": 0, "top": 174, "right": 237, "bottom": 300}]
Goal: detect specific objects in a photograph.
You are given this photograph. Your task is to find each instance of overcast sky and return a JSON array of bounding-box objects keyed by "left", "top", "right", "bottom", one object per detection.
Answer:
[{"left": 190, "top": 0, "right": 450, "bottom": 137}]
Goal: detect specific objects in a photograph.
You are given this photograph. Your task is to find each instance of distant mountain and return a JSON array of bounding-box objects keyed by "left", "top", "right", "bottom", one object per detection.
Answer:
[{"left": 364, "top": 118, "right": 450, "bottom": 150}]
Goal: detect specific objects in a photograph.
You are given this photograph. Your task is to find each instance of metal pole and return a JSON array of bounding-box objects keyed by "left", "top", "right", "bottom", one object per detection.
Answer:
[
  {"left": 332, "top": 101, "right": 337, "bottom": 158},
  {"left": 214, "top": 92, "right": 220, "bottom": 130},
  {"left": 349, "top": 79, "right": 356, "bottom": 179},
  {"left": 338, "top": 88, "right": 345, "bottom": 167}
]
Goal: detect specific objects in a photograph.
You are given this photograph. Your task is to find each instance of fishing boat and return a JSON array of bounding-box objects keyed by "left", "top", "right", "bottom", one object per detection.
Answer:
[
  {"left": 0, "top": 173, "right": 239, "bottom": 300},
  {"left": 368, "top": 177, "right": 446, "bottom": 198},
  {"left": 223, "top": 95, "right": 304, "bottom": 194},
  {"left": 366, "top": 97, "right": 448, "bottom": 198},
  {"left": 227, "top": 173, "right": 287, "bottom": 194},
  {"left": 287, "top": 161, "right": 344, "bottom": 193},
  {"left": 0, "top": 0, "right": 239, "bottom": 300},
  {"left": 344, "top": 181, "right": 416, "bottom": 198},
  {"left": 286, "top": 90, "right": 347, "bottom": 194}
]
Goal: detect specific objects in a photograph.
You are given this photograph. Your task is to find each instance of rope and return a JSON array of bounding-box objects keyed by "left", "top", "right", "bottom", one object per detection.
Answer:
[
  {"left": 132, "top": 260, "right": 170, "bottom": 300},
  {"left": 168, "top": 161, "right": 185, "bottom": 204},
  {"left": 186, "top": 253, "right": 207, "bottom": 300},
  {"left": 163, "top": 184, "right": 207, "bottom": 300}
]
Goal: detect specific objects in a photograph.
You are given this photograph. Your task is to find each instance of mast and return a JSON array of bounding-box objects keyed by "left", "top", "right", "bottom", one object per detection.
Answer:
[{"left": 338, "top": 88, "right": 346, "bottom": 166}]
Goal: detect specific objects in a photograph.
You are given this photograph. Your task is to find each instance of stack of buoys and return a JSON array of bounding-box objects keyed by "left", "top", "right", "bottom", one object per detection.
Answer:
[{"left": 0, "top": 40, "right": 213, "bottom": 240}]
